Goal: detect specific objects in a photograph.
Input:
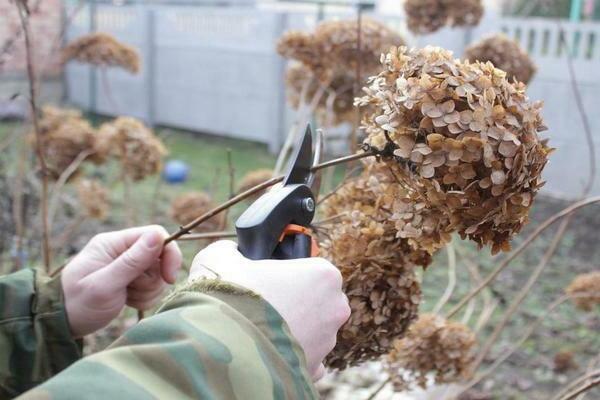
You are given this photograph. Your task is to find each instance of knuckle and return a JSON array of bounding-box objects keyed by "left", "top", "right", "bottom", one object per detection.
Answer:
[
  {"left": 148, "top": 224, "right": 168, "bottom": 236},
  {"left": 120, "top": 250, "right": 139, "bottom": 271}
]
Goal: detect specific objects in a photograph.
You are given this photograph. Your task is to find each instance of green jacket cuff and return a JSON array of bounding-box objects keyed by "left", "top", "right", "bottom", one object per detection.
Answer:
[{"left": 0, "top": 268, "right": 82, "bottom": 398}]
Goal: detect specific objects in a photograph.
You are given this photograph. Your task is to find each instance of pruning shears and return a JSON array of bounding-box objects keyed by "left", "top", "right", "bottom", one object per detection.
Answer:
[{"left": 235, "top": 125, "right": 322, "bottom": 260}]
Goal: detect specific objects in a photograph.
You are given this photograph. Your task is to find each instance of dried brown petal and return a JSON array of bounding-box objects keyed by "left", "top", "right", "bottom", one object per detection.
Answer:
[{"left": 386, "top": 314, "right": 476, "bottom": 390}]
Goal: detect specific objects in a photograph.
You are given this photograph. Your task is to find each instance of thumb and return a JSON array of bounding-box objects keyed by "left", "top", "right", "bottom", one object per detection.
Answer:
[
  {"left": 190, "top": 240, "right": 245, "bottom": 279},
  {"left": 95, "top": 230, "right": 164, "bottom": 288}
]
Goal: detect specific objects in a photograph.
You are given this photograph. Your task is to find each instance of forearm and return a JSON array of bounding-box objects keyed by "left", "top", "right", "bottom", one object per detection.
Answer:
[
  {"left": 19, "top": 279, "right": 318, "bottom": 400},
  {"left": 0, "top": 269, "right": 82, "bottom": 398}
]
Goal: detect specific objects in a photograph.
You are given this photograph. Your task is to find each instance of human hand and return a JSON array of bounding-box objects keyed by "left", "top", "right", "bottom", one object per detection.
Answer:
[
  {"left": 190, "top": 240, "right": 350, "bottom": 381},
  {"left": 62, "top": 225, "right": 182, "bottom": 338}
]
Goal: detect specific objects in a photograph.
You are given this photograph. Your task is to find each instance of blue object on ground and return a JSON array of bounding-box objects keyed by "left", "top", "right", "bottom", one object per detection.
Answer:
[{"left": 163, "top": 160, "right": 189, "bottom": 183}]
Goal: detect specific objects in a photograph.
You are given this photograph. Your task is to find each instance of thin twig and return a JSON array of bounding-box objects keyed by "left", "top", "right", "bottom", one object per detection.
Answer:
[
  {"left": 558, "top": 378, "right": 600, "bottom": 400},
  {"left": 177, "top": 231, "right": 237, "bottom": 241},
  {"left": 558, "top": 23, "right": 596, "bottom": 195},
  {"left": 364, "top": 377, "right": 390, "bottom": 400},
  {"left": 470, "top": 214, "right": 572, "bottom": 372},
  {"left": 552, "top": 370, "right": 600, "bottom": 400},
  {"left": 0, "top": 0, "right": 42, "bottom": 69},
  {"left": 432, "top": 241, "right": 457, "bottom": 314},
  {"left": 458, "top": 293, "right": 596, "bottom": 397},
  {"left": 445, "top": 196, "right": 600, "bottom": 319},
  {"left": 17, "top": 1, "right": 51, "bottom": 271},
  {"left": 164, "top": 151, "right": 374, "bottom": 244},
  {"left": 317, "top": 166, "right": 361, "bottom": 206},
  {"left": 219, "top": 149, "right": 235, "bottom": 231},
  {"left": 48, "top": 149, "right": 93, "bottom": 225}
]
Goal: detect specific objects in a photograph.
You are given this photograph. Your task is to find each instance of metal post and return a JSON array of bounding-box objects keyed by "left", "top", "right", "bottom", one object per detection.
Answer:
[
  {"left": 146, "top": 8, "right": 156, "bottom": 127},
  {"left": 570, "top": 0, "right": 583, "bottom": 21}
]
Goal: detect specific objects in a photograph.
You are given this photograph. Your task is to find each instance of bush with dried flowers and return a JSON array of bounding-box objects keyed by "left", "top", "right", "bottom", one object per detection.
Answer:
[
  {"left": 62, "top": 32, "right": 140, "bottom": 74},
  {"left": 96, "top": 117, "right": 167, "bottom": 181},
  {"left": 565, "top": 271, "right": 600, "bottom": 311},
  {"left": 465, "top": 33, "right": 537, "bottom": 84},
  {"left": 169, "top": 192, "right": 223, "bottom": 233},
  {"left": 237, "top": 169, "right": 273, "bottom": 200},
  {"left": 404, "top": 0, "right": 483, "bottom": 34},
  {"left": 277, "top": 18, "right": 404, "bottom": 82},
  {"left": 386, "top": 314, "right": 476, "bottom": 389},
  {"left": 32, "top": 106, "right": 99, "bottom": 180},
  {"left": 358, "top": 46, "right": 551, "bottom": 253},
  {"left": 321, "top": 161, "right": 453, "bottom": 369},
  {"left": 77, "top": 179, "right": 110, "bottom": 221}
]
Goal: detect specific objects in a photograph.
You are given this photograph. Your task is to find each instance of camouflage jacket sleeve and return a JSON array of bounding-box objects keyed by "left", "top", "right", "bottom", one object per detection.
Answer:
[
  {"left": 0, "top": 268, "right": 83, "bottom": 398},
  {"left": 19, "top": 279, "right": 319, "bottom": 400}
]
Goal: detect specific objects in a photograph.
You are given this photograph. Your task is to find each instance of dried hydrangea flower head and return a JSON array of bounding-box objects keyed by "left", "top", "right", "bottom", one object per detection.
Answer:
[
  {"left": 565, "top": 271, "right": 600, "bottom": 312},
  {"left": 32, "top": 106, "right": 99, "bottom": 180},
  {"left": 96, "top": 117, "right": 167, "bottom": 181},
  {"left": 386, "top": 314, "right": 476, "bottom": 389},
  {"left": 77, "top": 179, "right": 110, "bottom": 221},
  {"left": 358, "top": 46, "right": 551, "bottom": 253},
  {"left": 62, "top": 32, "right": 140, "bottom": 74},
  {"left": 464, "top": 33, "right": 537, "bottom": 84},
  {"left": 321, "top": 161, "right": 453, "bottom": 369},
  {"left": 277, "top": 18, "right": 404, "bottom": 81},
  {"left": 404, "top": 0, "right": 483, "bottom": 34},
  {"left": 169, "top": 192, "right": 224, "bottom": 233},
  {"left": 553, "top": 350, "right": 577, "bottom": 373},
  {"left": 285, "top": 63, "right": 357, "bottom": 125},
  {"left": 237, "top": 169, "right": 273, "bottom": 201}
]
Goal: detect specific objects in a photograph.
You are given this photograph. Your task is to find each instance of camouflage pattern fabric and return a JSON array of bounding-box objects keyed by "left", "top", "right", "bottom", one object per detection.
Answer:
[
  {"left": 0, "top": 269, "right": 82, "bottom": 399},
  {"left": 19, "top": 279, "right": 319, "bottom": 400}
]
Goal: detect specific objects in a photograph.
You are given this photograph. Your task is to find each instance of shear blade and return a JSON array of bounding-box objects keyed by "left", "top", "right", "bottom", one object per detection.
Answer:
[{"left": 283, "top": 125, "right": 313, "bottom": 187}]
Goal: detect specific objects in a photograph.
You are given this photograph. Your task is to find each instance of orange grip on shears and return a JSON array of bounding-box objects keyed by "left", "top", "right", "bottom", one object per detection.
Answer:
[{"left": 278, "top": 224, "right": 320, "bottom": 257}]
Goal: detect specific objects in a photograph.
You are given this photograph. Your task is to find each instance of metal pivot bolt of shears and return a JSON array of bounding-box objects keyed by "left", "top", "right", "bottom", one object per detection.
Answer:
[{"left": 235, "top": 125, "right": 322, "bottom": 260}]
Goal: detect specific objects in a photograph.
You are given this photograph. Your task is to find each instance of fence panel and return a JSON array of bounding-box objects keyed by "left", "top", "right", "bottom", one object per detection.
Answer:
[{"left": 152, "top": 6, "right": 286, "bottom": 151}]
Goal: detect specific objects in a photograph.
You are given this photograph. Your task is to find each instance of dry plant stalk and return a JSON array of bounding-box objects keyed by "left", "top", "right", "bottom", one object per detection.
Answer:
[
  {"left": 31, "top": 106, "right": 100, "bottom": 180},
  {"left": 96, "top": 117, "right": 167, "bottom": 181},
  {"left": 446, "top": 195, "right": 600, "bottom": 319},
  {"left": 170, "top": 192, "right": 224, "bottom": 233},
  {"left": 237, "top": 169, "right": 273, "bottom": 201},
  {"left": 62, "top": 32, "right": 140, "bottom": 74},
  {"left": 565, "top": 271, "right": 600, "bottom": 311},
  {"left": 465, "top": 33, "right": 537, "bottom": 84},
  {"left": 77, "top": 179, "right": 110, "bottom": 221},
  {"left": 16, "top": 0, "right": 51, "bottom": 270},
  {"left": 359, "top": 46, "right": 551, "bottom": 254},
  {"left": 385, "top": 314, "right": 476, "bottom": 390},
  {"left": 404, "top": 0, "right": 483, "bottom": 34}
]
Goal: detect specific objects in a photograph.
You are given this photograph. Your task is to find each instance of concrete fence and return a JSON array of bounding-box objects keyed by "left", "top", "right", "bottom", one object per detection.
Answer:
[{"left": 64, "top": 4, "right": 600, "bottom": 197}]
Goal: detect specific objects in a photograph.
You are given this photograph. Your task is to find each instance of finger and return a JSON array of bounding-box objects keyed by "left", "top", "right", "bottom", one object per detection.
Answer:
[
  {"left": 90, "top": 229, "right": 164, "bottom": 288},
  {"left": 126, "top": 284, "right": 166, "bottom": 303},
  {"left": 312, "top": 363, "right": 326, "bottom": 381},
  {"left": 128, "top": 263, "right": 163, "bottom": 291},
  {"left": 160, "top": 240, "right": 182, "bottom": 284},
  {"left": 190, "top": 240, "right": 242, "bottom": 279},
  {"left": 92, "top": 225, "right": 169, "bottom": 258}
]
